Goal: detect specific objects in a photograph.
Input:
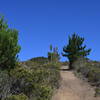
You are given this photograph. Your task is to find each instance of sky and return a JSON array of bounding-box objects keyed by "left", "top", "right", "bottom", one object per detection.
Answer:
[{"left": 0, "top": 0, "right": 100, "bottom": 61}]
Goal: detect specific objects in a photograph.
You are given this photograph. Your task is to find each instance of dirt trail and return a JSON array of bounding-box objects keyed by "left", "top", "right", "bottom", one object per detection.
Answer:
[{"left": 52, "top": 66, "right": 100, "bottom": 100}]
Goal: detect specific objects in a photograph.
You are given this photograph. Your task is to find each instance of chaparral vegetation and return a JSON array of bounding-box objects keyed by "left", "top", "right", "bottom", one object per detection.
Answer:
[{"left": 0, "top": 16, "right": 100, "bottom": 100}]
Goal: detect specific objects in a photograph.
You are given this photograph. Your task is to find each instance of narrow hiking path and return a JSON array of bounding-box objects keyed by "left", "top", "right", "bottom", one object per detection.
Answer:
[{"left": 52, "top": 66, "right": 100, "bottom": 100}]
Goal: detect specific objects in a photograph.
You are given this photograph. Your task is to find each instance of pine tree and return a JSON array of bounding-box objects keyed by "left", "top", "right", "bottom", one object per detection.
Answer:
[
  {"left": 0, "top": 16, "right": 21, "bottom": 69},
  {"left": 62, "top": 33, "right": 91, "bottom": 69}
]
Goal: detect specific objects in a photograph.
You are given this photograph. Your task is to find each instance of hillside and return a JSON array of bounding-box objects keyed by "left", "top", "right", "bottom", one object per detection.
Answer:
[
  {"left": 0, "top": 57, "right": 61, "bottom": 100},
  {"left": 0, "top": 57, "right": 100, "bottom": 100}
]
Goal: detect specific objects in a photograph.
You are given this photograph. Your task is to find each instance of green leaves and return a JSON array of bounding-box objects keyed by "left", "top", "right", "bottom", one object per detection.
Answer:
[
  {"left": 0, "top": 16, "right": 8, "bottom": 30},
  {"left": 5, "top": 94, "right": 28, "bottom": 100},
  {"left": 8, "top": 62, "right": 60, "bottom": 100}
]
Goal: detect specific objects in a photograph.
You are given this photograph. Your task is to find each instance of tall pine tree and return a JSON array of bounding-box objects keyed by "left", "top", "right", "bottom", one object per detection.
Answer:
[
  {"left": 62, "top": 33, "right": 91, "bottom": 69},
  {"left": 0, "top": 16, "right": 21, "bottom": 69}
]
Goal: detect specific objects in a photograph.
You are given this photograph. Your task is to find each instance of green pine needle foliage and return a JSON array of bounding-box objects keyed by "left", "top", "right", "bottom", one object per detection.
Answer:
[
  {"left": 0, "top": 16, "right": 21, "bottom": 69},
  {"left": 62, "top": 33, "right": 91, "bottom": 69}
]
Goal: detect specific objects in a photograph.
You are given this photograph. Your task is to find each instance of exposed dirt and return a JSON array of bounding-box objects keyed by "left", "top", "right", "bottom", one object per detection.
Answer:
[{"left": 52, "top": 66, "right": 100, "bottom": 100}]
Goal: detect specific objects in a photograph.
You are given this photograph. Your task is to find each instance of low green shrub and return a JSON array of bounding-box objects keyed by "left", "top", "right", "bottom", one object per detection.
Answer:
[
  {"left": 5, "top": 94, "right": 28, "bottom": 100},
  {"left": 10, "top": 67, "right": 35, "bottom": 97},
  {"left": 0, "top": 57, "right": 60, "bottom": 100},
  {"left": 95, "top": 88, "right": 100, "bottom": 97},
  {"left": 31, "top": 85, "right": 52, "bottom": 100},
  {"left": 0, "top": 70, "right": 11, "bottom": 99}
]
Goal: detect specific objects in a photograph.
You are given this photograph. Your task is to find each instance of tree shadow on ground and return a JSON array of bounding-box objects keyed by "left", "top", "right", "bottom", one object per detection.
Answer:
[{"left": 60, "top": 69, "right": 72, "bottom": 71}]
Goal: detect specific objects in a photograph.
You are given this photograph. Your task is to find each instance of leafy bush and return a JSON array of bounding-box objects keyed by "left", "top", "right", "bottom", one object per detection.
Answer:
[
  {"left": 10, "top": 67, "right": 35, "bottom": 97},
  {"left": 0, "top": 59, "right": 60, "bottom": 100},
  {"left": 31, "top": 85, "right": 52, "bottom": 100},
  {"left": 5, "top": 94, "right": 28, "bottom": 100},
  {"left": 0, "top": 70, "right": 11, "bottom": 99},
  {"left": 95, "top": 88, "right": 100, "bottom": 97}
]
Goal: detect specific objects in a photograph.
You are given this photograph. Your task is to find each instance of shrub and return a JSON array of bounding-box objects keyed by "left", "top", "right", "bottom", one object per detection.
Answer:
[
  {"left": 31, "top": 85, "right": 52, "bottom": 100},
  {"left": 7, "top": 61, "right": 60, "bottom": 100},
  {"left": 9, "top": 67, "right": 35, "bottom": 97},
  {"left": 95, "top": 88, "right": 100, "bottom": 97},
  {"left": 0, "top": 70, "right": 11, "bottom": 99},
  {"left": 5, "top": 94, "right": 28, "bottom": 100}
]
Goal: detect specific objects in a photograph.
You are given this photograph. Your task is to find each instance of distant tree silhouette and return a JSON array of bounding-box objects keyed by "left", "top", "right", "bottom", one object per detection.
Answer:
[{"left": 62, "top": 33, "right": 91, "bottom": 69}]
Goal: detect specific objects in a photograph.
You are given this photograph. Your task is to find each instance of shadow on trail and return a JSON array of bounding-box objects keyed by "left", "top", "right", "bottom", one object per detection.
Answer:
[{"left": 60, "top": 69, "right": 71, "bottom": 71}]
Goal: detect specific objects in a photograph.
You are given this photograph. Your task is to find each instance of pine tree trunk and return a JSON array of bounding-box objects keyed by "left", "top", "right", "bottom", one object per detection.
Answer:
[{"left": 69, "top": 61, "right": 73, "bottom": 70}]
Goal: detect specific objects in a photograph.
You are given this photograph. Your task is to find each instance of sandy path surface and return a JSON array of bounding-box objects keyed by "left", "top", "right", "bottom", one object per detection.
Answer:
[{"left": 52, "top": 66, "right": 100, "bottom": 100}]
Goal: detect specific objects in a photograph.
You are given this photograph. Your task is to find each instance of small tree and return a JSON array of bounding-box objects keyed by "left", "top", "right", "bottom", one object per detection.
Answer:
[
  {"left": 48, "top": 45, "right": 60, "bottom": 62},
  {"left": 62, "top": 33, "right": 91, "bottom": 69},
  {"left": 0, "top": 16, "right": 21, "bottom": 69}
]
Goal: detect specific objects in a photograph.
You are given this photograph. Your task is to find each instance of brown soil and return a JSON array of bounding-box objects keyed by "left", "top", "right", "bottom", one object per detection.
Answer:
[{"left": 52, "top": 66, "right": 100, "bottom": 100}]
